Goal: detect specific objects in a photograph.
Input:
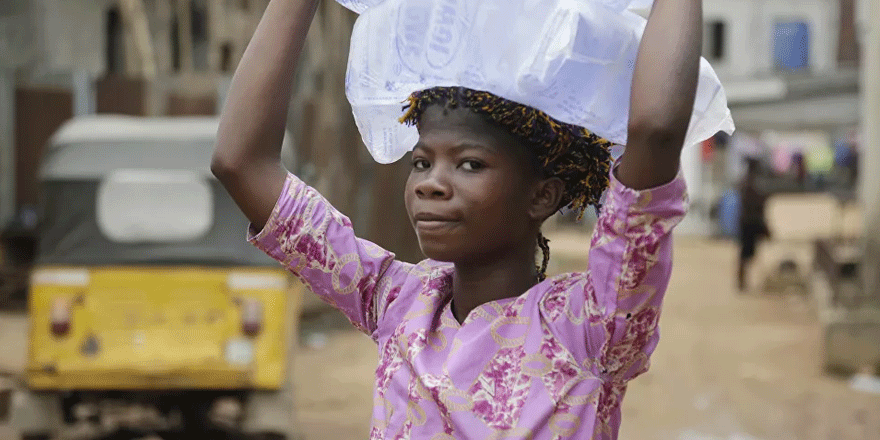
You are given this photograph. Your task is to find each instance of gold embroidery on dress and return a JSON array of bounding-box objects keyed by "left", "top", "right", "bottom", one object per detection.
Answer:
[
  {"left": 330, "top": 252, "right": 364, "bottom": 294},
  {"left": 406, "top": 400, "right": 428, "bottom": 426},
  {"left": 549, "top": 413, "right": 581, "bottom": 437},
  {"left": 521, "top": 353, "right": 552, "bottom": 377},
  {"left": 485, "top": 427, "right": 533, "bottom": 440},
  {"left": 490, "top": 316, "right": 532, "bottom": 347},
  {"left": 439, "top": 386, "right": 473, "bottom": 412}
]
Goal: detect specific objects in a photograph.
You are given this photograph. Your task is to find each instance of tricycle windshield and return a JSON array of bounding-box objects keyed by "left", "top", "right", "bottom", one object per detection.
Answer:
[
  {"left": 37, "top": 177, "right": 275, "bottom": 267},
  {"left": 96, "top": 169, "right": 214, "bottom": 244}
]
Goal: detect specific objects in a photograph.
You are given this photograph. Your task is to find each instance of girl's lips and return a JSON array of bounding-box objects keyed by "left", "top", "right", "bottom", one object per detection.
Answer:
[
  {"left": 413, "top": 211, "right": 458, "bottom": 222},
  {"left": 415, "top": 219, "right": 460, "bottom": 232}
]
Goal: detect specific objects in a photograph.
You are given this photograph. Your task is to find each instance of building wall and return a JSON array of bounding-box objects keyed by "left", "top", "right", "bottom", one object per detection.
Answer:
[
  {"left": 704, "top": 0, "right": 755, "bottom": 79},
  {"left": 13, "top": 0, "right": 264, "bottom": 82},
  {"left": 0, "top": 0, "right": 37, "bottom": 69},
  {"left": 0, "top": 69, "right": 15, "bottom": 226},
  {"left": 36, "top": 0, "right": 113, "bottom": 75},
  {"left": 0, "top": 0, "right": 35, "bottom": 225},
  {"left": 705, "top": 0, "right": 839, "bottom": 81}
]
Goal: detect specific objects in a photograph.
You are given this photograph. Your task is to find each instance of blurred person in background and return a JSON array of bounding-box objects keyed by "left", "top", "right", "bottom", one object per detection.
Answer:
[
  {"left": 791, "top": 150, "right": 807, "bottom": 188},
  {"left": 834, "top": 140, "right": 859, "bottom": 187},
  {"left": 737, "top": 158, "right": 770, "bottom": 292}
]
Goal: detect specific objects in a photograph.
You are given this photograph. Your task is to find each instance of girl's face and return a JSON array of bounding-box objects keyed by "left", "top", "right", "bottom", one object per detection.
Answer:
[{"left": 404, "top": 105, "right": 542, "bottom": 263}]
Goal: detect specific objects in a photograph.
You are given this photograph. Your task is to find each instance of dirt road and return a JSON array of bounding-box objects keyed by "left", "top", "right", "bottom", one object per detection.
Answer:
[
  {"left": 1, "top": 309, "right": 27, "bottom": 440},
  {"left": 3, "top": 234, "right": 880, "bottom": 439},
  {"left": 293, "top": 234, "right": 880, "bottom": 440}
]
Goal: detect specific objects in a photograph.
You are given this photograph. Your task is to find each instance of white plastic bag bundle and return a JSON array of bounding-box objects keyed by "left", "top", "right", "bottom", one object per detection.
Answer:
[
  {"left": 340, "top": 0, "right": 735, "bottom": 164},
  {"left": 335, "top": 0, "right": 654, "bottom": 14}
]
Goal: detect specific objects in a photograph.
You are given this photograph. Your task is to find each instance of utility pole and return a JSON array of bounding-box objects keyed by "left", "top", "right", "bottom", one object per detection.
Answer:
[
  {"left": 817, "top": 0, "right": 880, "bottom": 375},
  {"left": 176, "top": 0, "right": 195, "bottom": 72},
  {"left": 860, "top": 0, "right": 880, "bottom": 302}
]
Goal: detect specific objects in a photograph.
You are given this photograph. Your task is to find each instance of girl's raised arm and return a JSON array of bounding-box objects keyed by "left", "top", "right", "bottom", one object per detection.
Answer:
[
  {"left": 211, "top": 0, "right": 320, "bottom": 230},
  {"left": 617, "top": 0, "right": 703, "bottom": 190}
]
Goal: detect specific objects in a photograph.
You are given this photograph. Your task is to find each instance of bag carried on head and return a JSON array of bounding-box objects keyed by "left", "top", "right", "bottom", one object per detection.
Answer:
[{"left": 335, "top": 0, "right": 735, "bottom": 164}]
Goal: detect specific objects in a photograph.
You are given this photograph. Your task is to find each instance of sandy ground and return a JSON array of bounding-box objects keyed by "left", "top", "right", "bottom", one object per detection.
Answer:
[{"left": 3, "top": 233, "right": 880, "bottom": 439}]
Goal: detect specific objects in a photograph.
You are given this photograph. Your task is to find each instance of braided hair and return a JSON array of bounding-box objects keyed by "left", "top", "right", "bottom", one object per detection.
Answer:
[{"left": 400, "top": 86, "right": 614, "bottom": 281}]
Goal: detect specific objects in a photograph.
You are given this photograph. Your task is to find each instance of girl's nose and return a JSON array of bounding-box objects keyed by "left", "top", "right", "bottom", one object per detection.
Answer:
[{"left": 414, "top": 170, "right": 452, "bottom": 200}]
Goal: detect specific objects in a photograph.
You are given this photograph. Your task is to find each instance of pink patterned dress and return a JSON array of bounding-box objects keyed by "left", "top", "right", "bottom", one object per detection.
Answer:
[{"left": 248, "top": 166, "right": 688, "bottom": 439}]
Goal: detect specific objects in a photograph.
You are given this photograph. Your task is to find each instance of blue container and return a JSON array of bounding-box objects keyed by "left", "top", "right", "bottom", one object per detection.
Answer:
[
  {"left": 774, "top": 21, "right": 810, "bottom": 71},
  {"left": 718, "top": 189, "right": 741, "bottom": 238}
]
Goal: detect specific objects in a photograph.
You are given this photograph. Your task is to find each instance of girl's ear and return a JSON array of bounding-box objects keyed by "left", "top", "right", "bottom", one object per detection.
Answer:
[{"left": 529, "top": 177, "right": 565, "bottom": 222}]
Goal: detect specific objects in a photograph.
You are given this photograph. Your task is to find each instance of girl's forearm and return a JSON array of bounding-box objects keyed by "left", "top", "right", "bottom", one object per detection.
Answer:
[
  {"left": 627, "top": 0, "right": 702, "bottom": 144},
  {"left": 214, "top": 0, "right": 320, "bottom": 172}
]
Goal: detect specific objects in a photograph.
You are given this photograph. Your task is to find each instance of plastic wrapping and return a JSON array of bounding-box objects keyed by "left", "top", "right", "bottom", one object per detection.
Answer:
[
  {"left": 335, "top": 0, "right": 655, "bottom": 14},
  {"left": 340, "top": 0, "right": 735, "bottom": 164}
]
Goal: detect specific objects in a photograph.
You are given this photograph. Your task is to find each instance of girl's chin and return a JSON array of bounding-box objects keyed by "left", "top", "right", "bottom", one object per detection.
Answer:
[{"left": 417, "top": 240, "right": 460, "bottom": 262}]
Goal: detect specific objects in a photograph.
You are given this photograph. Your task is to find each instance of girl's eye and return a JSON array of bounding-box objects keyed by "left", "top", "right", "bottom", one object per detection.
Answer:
[
  {"left": 460, "top": 160, "right": 484, "bottom": 171},
  {"left": 412, "top": 159, "right": 430, "bottom": 170}
]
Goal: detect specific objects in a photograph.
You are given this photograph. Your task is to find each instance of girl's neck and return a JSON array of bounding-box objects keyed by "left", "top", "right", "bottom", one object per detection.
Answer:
[{"left": 450, "top": 244, "right": 539, "bottom": 324}]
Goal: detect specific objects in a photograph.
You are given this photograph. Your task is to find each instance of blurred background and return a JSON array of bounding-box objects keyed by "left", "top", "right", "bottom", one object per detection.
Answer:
[{"left": 0, "top": 0, "right": 879, "bottom": 439}]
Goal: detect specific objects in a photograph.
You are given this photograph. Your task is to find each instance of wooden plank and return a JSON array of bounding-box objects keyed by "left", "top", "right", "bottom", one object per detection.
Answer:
[
  {"left": 95, "top": 74, "right": 148, "bottom": 116},
  {"left": 14, "top": 87, "right": 73, "bottom": 207},
  {"left": 118, "top": 0, "right": 157, "bottom": 79},
  {"left": 206, "top": 0, "right": 224, "bottom": 71},
  {"left": 176, "top": 0, "right": 194, "bottom": 72}
]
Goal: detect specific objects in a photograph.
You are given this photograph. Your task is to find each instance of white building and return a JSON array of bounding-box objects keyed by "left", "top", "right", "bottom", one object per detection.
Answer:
[
  {"left": 705, "top": 0, "right": 842, "bottom": 80},
  {"left": 677, "top": 0, "right": 862, "bottom": 235},
  {"left": 705, "top": 0, "right": 859, "bottom": 130}
]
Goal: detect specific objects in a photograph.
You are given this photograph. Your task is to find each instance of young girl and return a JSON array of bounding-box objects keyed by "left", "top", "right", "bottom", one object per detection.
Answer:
[{"left": 213, "top": 0, "right": 709, "bottom": 438}]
